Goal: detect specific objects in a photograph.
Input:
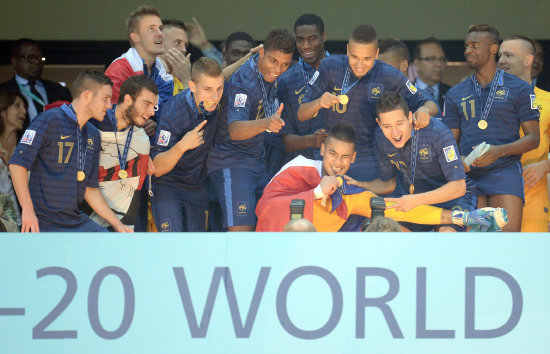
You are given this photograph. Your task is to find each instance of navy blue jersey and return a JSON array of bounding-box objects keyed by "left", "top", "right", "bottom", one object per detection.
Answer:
[
  {"left": 278, "top": 56, "right": 327, "bottom": 160},
  {"left": 302, "top": 56, "right": 430, "bottom": 156},
  {"left": 208, "top": 54, "right": 278, "bottom": 174},
  {"left": 9, "top": 105, "right": 101, "bottom": 228},
  {"left": 152, "top": 89, "right": 223, "bottom": 190},
  {"left": 443, "top": 70, "right": 539, "bottom": 172},
  {"left": 375, "top": 118, "right": 474, "bottom": 194}
]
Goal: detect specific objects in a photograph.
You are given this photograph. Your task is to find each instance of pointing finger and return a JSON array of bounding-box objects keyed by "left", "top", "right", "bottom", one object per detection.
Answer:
[{"left": 194, "top": 120, "right": 208, "bottom": 131}]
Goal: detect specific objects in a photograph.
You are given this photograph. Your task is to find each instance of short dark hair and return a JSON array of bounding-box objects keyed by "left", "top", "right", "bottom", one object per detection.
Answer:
[
  {"left": 326, "top": 123, "right": 356, "bottom": 146},
  {"left": 413, "top": 37, "right": 443, "bottom": 60},
  {"left": 191, "top": 57, "right": 223, "bottom": 81},
  {"left": 118, "top": 75, "right": 158, "bottom": 104},
  {"left": 263, "top": 29, "right": 295, "bottom": 54},
  {"left": 162, "top": 19, "right": 186, "bottom": 31},
  {"left": 294, "top": 13, "right": 324, "bottom": 34},
  {"left": 72, "top": 70, "right": 113, "bottom": 98},
  {"left": 0, "top": 90, "right": 28, "bottom": 134},
  {"left": 10, "top": 38, "right": 40, "bottom": 58},
  {"left": 350, "top": 25, "right": 378, "bottom": 45},
  {"left": 376, "top": 91, "right": 409, "bottom": 117},
  {"left": 379, "top": 38, "right": 410, "bottom": 62},
  {"left": 503, "top": 35, "right": 536, "bottom": 56},
  {"left": 468, "top": 24, "right": 500, "bottom": 44},
  {"left": 126, "top": 5, "right": 161, "bottom": 45},
  {"left": 225, "top": 31, "right": 255, "bottom": 49}
]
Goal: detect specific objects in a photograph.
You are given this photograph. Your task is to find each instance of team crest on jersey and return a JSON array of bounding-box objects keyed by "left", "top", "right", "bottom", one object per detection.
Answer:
[
  {"left": 20, "top": 129, "right": 36, "bottom": 145},
  {"left": 157, "top": 130, "right": 171, "bottom": 146},
  {"left": 368, "top": 84, "right": 384, "bottom": 100},
  {"left": 418, "top": 146, "right": 432, "bottom": 161},
  {"left": 160, "top": 218, "right": 171, "bottom": 232},
  {"left": 494, "top": 87, "right": 509, "bottom": 101},
  {"left": 406, "top": 80, "right": 418, "bottom": 94},
  {"left": 309, "top": 70, "right": 319, "bottom": 85},
  {"left": 530, "top": 94, "right": 538, "bottom": 110},
  {"left": 237, "top": 201, "right": 249, "bottom": 216},
  {"left": 87, "top": 137, "right": 94, "bottom": 150},
  {"left": 234, "top": 93, "right": 247, "bottom": 108},
  {"left": 443, "top": 145, "right": 458, "bottom": 163}
]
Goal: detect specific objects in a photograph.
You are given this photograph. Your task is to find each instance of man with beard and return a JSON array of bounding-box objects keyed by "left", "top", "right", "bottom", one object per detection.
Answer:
[
  {"left": 152, "top": 58, "right": 224, "bottom": 232},
  {"left": 277, "top": 13, "right": 329, "bottom": 165},
  {"left": 9, "top": 71, "right": 132, "bottom": 232},
  {"left": 88, "top": 76, "right": 159, "bottom": 230},
  {"left": 443, "top": 25, "right": 540, "bottom": 231}
]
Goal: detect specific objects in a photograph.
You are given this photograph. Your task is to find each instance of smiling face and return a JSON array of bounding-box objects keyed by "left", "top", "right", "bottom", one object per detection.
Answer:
[
  {"left": 123, "top": 88, "right": 158, "bottom": 127},
  {"left": 1, "top": 96, "right": 27, "bottom": 131},
  {"left": 131, "top": 15, "right": 165, "bottom": 57},
  {"left": 377, "top": 108, "right": 413, "bottom": 148},
  {"left": 320, "top": 136, "right": 356, "bottom": 176},
  {"left": 347, "top": 40, "right": 379, "bottom": 79},
  {"left": 257, "top": 47, "right": 293, "bottom": 83},
  {"left": 464, "top": 31, "right": 498, "bottom": 70},
  {"left": 189, "top": 73, "right": 224, "bottom": 112},
  {"left": 295, "top": 24, "right": 326, "bottom": 68}
]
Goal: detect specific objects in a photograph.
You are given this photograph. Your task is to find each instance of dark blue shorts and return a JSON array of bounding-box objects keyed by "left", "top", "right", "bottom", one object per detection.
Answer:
[
  {"left": 39, "top": 217, "right": 108, "bottom": 232},
  {"left": 402, "top": 191, "right": 478, "bottom": 232},
  {"left": 152, "top": 183, "right": 209, "bottom": 232},
  {"left": 209, "top": 167, "right": 267, "bottom": 228},
  {"left": 469, "top": 162, "right": 524, "bottom": 202}
]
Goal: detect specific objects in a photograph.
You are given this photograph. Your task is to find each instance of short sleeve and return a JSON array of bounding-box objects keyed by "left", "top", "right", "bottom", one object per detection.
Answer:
[{"left": 9, "top": 114, "right": 52, "bottom": 169}]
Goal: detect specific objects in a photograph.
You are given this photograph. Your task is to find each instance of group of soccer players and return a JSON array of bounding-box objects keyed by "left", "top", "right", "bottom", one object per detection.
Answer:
[{"left": 6, "top": 7, "right": 547, "bottom": 232}]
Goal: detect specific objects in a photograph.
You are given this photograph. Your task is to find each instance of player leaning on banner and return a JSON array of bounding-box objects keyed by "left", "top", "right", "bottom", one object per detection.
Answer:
[
  {"left": 346, "top": 91, "right": 478, "bottom": 232},
  {"left": 498, "top": 35, "right": 550, "bottom": 232},
  {"left": 9, "top": 71, "right": 132, "bottom": 232},
  {"left": 256, "top": 123, "right": 508, "bottom": 232},
  {"left": 442, "top": 25, "right": 539, "bottom": 232},
  {"left": 87, "top": 75, "right": 158, "bottom": 230}
]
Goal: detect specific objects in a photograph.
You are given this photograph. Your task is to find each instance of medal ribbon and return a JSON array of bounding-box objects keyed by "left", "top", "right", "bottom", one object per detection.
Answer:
[
  {"left": 341, "top": 65, "right": 364, "bottom": 96},
  {"left": 110, "top": 108, "right": 134, "bottom": 174},
  {"left": 397, "top": 128, "right": 418, "bottom": 191},
  {"left": 471, "top": 67, "right": 503, "bottom": 124},
  {"left": 61, "top": 104, "right": 88, "bottom": 180},
  {"left": 252, "top": 55, "right": 277, "bottom": 118}
]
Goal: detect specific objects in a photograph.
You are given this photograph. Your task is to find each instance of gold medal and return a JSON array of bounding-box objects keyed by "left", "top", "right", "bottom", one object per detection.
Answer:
[
  {"left": 77, "top": 171, "right": 85, "bottom": 181},
  {"left": 118, "top": 169, "right": 128, "bottom": 179},
  {"left": 478, "top": 120, "right": 488, "bottom": 130},
  {"left": 409, "top": 184, "right": 415, "bottom": 194},
  {"left": 338, "top": 94, "right": 349, "bottom": 105}
]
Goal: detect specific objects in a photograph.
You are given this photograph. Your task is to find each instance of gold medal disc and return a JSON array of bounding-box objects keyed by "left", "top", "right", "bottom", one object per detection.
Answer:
[
  {"left": 409, "top": 184, "right": 415, "bottom": 194},
  {"left": 339, "top": 94, "right": 349, "bottom": 105},
  {"left": 119, "top": 169, "right": 128, "bottom": 179},
  {"left": 77, "top": 171, "right": 85, "bottom": 181},
  {"left": 478, "top": 120, "right": 488, "bottom": 130}
]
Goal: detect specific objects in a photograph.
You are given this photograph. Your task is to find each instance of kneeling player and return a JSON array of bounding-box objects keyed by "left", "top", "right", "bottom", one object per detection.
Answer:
[
  {"left": 358, "top": 91, "right": 477, "bottom": 231},
  {"left": 256, "top": 123, "right": 507, "bottom": 232}
]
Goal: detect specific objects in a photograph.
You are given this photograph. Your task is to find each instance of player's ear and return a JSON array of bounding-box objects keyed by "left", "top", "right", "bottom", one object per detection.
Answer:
[
  {"left": 408, "top": 111, "right": 413, "bottom": 124},
  {"left": 376, "top": 117, "right": 380, "bottom": 126},
  {"left": 188, "top": 80, "right": 196, "bottom": 93},
  {"left": 375, "top": 48, "right": 380, "bottom": 60},
  {"left": 322, "top": 32, "right": 327, "bottom": 43},
  {"left": 351, "top": 150, "right": 356, "bottom": 164},
  {"left": 490, "top": 43, "right": 499, "bottom": 56},
  {"left": 525, "top": 54, "right": 534, "bottom": 67},
  {"left": 399, "top": 60, "right": 408, "bottom": 74},
  {"left": 129, "top": 32, "right": 139, "bottom": 45},
  {"left": 123, "top": 93, "right": 133, "bottom": 106},
  {"left": 320, "top": 141, "right": 326, "bottom": 156}
]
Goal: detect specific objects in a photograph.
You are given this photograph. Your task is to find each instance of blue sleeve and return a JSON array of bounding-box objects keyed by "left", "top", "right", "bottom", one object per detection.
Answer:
[
  {"left": 227, "top": 84, "right": 254, "bottom": 124},
  {"left": 392, "top": 72, "right": 431, "bottom": 113},
  {"left": 87, "top": 130, "right": 101, "bottom": 188},
  {"left": 517, "top": 84, "right": 540, "bottom": 123},
  {"left": 157, "top": 78, "right": 175, "bottom": 106},
  {"left": 201, "top": 47, "right": 223, "bottom": 67},
  {"left": 8, "top": 114, "right": 52, "bottom": 169},
  {"left": 278, "top": 80, "right": 298, "bottom": 135},
  {"left": 301, "top": 61, "right": 330, "bottom": 104},
  {"left": 374, "top": 129, "right": 396, "bottom": 181},
  {"left": 433, "top": 124, "right": 466, "bottom": 182},
  {"left": 442, "top": 90, "right": 461, "bottom": 130}
]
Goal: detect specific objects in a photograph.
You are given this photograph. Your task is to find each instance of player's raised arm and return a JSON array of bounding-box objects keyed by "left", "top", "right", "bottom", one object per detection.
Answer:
[{"left": 229, "top": 103, "right": 285, "bottom": 140}]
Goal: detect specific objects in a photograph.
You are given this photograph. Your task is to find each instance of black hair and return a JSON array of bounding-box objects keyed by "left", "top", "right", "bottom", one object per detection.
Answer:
[
  {"left": 225, "top": 31, "right": 255, "bottom": 49},
  {"left": 376, "top": 91, "right": 409, "bottom": 117},
  {"left": 72, "top": 70, "right": 113, "bottom": 98},
  {"left": 379, "top": 38, "right": 410, "bottom": 62},
  {"left": 350, "top": 25, "right": 378, "bottom": 45},
  {"left": 294, "top": 13, "right": 324, "bottom": 34},
  {"left": 413, "top": 36, "right": 443, "bottom": 60},
  {"left": 263, "top": 29, "right": 295, "bottom": 54},
  {"left": 118, "top": 75, "right": 158, "bottom": 104},
  {"left": 468, "top": 24, "right": 500, "bottom": 44}
]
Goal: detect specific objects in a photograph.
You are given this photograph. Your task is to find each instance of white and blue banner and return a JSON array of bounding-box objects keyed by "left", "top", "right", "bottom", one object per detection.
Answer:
[{"left": 0, "top": 234, "right": 548, "bottom": 353}]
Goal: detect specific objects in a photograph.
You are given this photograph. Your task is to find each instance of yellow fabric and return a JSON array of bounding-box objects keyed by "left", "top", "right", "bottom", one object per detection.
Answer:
[
  {"left": 312, "top": 191, "right": 443, "bottom": 232},
  {"left": 147, "top": 201, "right": 158, "bottom": 232},
  {"left": 173, "top": 77, "right": 186, "bottom": 95},
  {"left": 520, "top": 87, "right": 550, "bottom": 231}
]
